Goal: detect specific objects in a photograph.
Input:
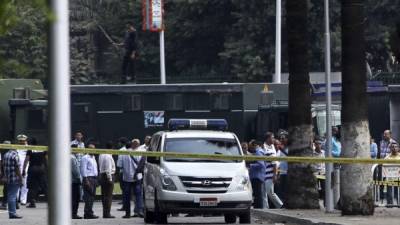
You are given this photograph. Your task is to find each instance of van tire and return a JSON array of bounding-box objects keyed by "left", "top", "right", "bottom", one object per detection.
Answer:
[
  {"left": 154, "top": 193, "right": 168, "bottom": 224},
  {"left": 224, "top": 214, "right": 237, "bottom": 224},
  {"left": 239, "top": 211, "right": 251, "bottom": 224},
  {"left": 144, "top": 208, "right": 155, "bottom": 223}
]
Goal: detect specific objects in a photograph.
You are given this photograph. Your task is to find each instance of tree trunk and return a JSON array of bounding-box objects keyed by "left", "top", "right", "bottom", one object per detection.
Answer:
[
  {"left": 340, "top": 0, "right": 374, "bottom": 215},
  {"left": 285, "top": 0, "right": 319, "bottom": 209}
]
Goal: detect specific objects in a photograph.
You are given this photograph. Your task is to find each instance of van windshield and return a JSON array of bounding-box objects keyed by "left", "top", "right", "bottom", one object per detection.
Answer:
[{"left": 164, "top": 138, "right": 241, "bottom": 162}]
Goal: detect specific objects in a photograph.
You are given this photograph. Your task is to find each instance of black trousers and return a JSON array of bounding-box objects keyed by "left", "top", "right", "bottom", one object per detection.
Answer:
[
  {"left": 72, "top": 183, "right": 81, "bottom": 216},
  {"left": 251, "top": 179, "right": 264, "bottom": 209},
  {"left": 83, "top": 177, "right": 97, "bottom": 216},
  {"left": 121, "top": 54, "right": 136, "bottom": 84},
  {"left": 100, "top": 174, "right": 114, "bottom": 217},
  {"left": 27, "top": 167, "right": 47, "bottom": 204},
  {"left": 2, "top": 184, "right": 7, "bottom": 206}
]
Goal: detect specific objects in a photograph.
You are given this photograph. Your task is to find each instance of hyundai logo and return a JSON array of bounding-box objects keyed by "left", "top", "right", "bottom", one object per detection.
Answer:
[{"left": 202, "top": 180, "right": 212, "bottom": 186}]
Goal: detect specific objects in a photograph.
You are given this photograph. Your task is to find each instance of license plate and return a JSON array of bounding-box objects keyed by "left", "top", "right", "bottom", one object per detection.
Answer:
[{"left": 199, "top": 198, "right": 218, "bottom": 207}]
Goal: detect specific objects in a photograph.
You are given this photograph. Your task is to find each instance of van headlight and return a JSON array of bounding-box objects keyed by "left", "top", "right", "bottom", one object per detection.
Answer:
[
  {"left": 160, "top": 169, "right": 177, "bottom": 191},
  {"left": 231, "top": 175, "right": 251, "bottom": 191}
]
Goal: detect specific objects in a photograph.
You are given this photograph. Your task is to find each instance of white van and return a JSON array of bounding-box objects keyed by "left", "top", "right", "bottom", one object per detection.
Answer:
[{"left": 143, "top": 119, "right": 252, "bottom": 224}]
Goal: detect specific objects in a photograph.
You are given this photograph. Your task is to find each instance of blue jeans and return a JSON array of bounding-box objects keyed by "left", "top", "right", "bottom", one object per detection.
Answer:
[
  {"left": 7, "top": 183, "right": 20, "bottom": 217},
  {"left": 123, "top": 181, "right": 143, "bottom": 215}
]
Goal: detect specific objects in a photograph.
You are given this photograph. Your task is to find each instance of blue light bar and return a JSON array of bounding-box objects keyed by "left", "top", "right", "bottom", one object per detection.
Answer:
[{"left": 168, "top": 119, "right": 228, "bottom": 131}]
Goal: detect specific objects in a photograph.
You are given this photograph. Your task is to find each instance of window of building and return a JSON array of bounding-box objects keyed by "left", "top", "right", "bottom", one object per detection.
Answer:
[
  {"left": 124, "top": 95, "right": 142, "bottom": 111},
  {"left": 27, "top": 109, "right": 47, "bottom": 130},
  {"left": 166, "top": 94, "right": 183, "bottom": 111},
  {"left": 211, "top": 93, "right": 230, "bottom": 110}
]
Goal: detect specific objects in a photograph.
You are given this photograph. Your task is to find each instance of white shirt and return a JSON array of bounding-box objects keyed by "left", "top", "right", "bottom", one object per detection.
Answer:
[
  {"left": 313, "top": 149, "right": 325, "bottom": 175},
  {"left": 99, "top": 154, "right": 116, "bottom": 181},
  {"left": 17, "top": 149, "right": 28, "bottom": 173},
  {"left": 80, "top": 154, "right": 98, "bottom": 177},
  {"left": 263, "top": 143, "right": 277, "bottom": 156},
  {"left": 70, "top": 140, "right": 85, "bottom": 148},
  {"left": 117, "top": 146, "right": 126, "bottom": 168},
  {"left": 120, "top": 148, "right": 141, "bottom": 182},
  {"left": 138, "top": 144, "right": 148, "bottom": 152}
]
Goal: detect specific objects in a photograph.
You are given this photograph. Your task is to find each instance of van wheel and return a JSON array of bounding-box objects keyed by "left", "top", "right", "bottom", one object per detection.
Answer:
[
  {"left": 224, "top": 214, "right": 237, "bottom": 224},
  {"left": 154, "top": 194, "right": 168, "bottom": 224},
  {"left": 239, "top": 211, "right": 251, "bottom": 224},
  {"left": 143, "top": 189, "right": 155, "bottom": 223},
  {"left": 144, "top": 207, "right": 155, "bottom": 223}
]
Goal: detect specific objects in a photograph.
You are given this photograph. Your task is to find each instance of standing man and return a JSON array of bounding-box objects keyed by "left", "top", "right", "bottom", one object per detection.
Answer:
[
  {"left": 71, "top": 144, "right": 82, "bottom": 219},
  {"left": 248, "top": 140, "right": 266, "bottom": 208},
  {"left": 23, "top": 137, "right": 47, "bottom": 208},
  {"left": 384, "top": 142, "right": 400, "bottom": 204},
  {"left": 120, "top": 139, "right": 144, "bottom": 218},
  {"left": 16, "top": 134, "right": 29, "bottom": 206},
  {"left": 0, "top": 140, "right": 10, "bottom": 210},
  {"left": 71, "top": 131, "right": 85, "bottom": 162},
  {"left": 276, "top": 131, "right": 289, "bottom": 202},
  {"left": 99, "top": 141, "right": 116, "bottom": 218},
  {"left": 116, "top": 137, "right": 129, "bottom": 211},
  {"left": 80, "top": 143, "right": 99, "bottom": 219},
  {"left": 71, "top": 131, "right": 85, "bottom": 149},
  {"left": 3, "top": 143, "right": 23, "bottom": 219},
  {"left": 312, "top": 137, "right": 326, "bottom": 201},
  {"left": 262, "top": 132, "right": 283, "bottom": 209},
  {"left": 139, "top": 136, "right": 151, "bottom": 151},
  {"left": 121, "top": 22, "right": 138, "bottom": 84},
  {"left": 380, "top": 130, "right": 397, "bottom": 159}
]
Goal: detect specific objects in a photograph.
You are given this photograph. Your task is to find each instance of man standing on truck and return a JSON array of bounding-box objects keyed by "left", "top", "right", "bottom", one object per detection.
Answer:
[{"left": 121, "top": 22, "right": 138, "bottom": 84}]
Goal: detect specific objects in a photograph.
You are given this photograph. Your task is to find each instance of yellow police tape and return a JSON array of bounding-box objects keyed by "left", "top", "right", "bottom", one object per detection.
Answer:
[
  {"left": 1, "top": 144, "right": 400, "bottom": 165},
  {"left": 373, "top": 180, "right": 400, "bottom": 187}
]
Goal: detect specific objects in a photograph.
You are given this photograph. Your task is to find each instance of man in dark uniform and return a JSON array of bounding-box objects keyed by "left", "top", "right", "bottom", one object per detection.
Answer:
[
  {"left": 23, "top": 138, "right": 47, "bottom": 208},
  {"left": 121, "top": 22, "right": 138, "bottom": 84}
]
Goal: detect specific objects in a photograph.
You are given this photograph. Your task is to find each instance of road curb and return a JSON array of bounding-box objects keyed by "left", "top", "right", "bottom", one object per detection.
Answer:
[{"left": 251, "top": 209, "right": 344, "bottom": 225}]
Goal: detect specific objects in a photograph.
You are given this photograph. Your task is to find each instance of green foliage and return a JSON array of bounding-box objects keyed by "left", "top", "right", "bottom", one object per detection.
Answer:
[
  {"left": 0, "top": 2, "right": 47, "bottom": 81},
  {"left": 1, "top": 0, "right": 400, "bottom": 83}
]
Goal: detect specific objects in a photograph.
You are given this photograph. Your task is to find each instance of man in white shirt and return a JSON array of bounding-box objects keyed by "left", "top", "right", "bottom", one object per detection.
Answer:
[
  {"left": 80, "top": 143, "right": 98, "bottom": 219},
  {"left": 16, "top": 134, "right": 29, "bottom": 205},
  {"left": 138, "top": 136, "right": 151, "bottom": 151},
  {"left": 262, "top": 132, "right": 283, "bottom": 209},
  {"left": 120, "top": 139, "right": 144, "bottom": 218},
  {"left": 116, "top": 137, "right": 129, "bottom": 211},
  {"left": 99, "top": 142, "right": 116, "bottom": 219}
]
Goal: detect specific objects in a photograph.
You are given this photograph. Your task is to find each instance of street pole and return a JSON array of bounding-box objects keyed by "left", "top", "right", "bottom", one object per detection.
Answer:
[
  {"left": 160, "top": 30, "right": 166, "bottom": 84},
  {"left": 274, "top": 0, "right": 281, "bottom": 83},
  {"left": 324, "top": 0, "right": 334, "bottom": 213},
  {"left": 48, "top": 0, "right": 71, "bottom": 224}
]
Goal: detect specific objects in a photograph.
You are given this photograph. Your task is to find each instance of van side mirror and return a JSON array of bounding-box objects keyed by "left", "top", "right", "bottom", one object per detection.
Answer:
[{"left": 147, "top": 156, "right": 160, "bottom": 164}]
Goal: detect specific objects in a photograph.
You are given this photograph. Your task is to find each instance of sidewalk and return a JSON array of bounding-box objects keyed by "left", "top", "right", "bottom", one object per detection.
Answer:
[{"left": 252, "top": 207, "right": 400, "bottom": 225}]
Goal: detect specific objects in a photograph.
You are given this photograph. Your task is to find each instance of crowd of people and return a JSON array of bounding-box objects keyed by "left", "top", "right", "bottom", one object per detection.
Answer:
[
  {"left": 0, "top": 132, "right": 151, "bottom": 219},
  {"left": 1, "top": 128, "right": 399, "bottom": 219},
  {"left": 241, "top": 130, "right": 329, "bottom": 209}
]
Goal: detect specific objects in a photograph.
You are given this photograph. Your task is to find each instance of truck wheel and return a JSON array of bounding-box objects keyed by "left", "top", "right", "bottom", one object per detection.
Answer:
[
  {"left": 224, "top": 214, "right": 237, "bottom": 224},
  {"left": 154, "top": 194, "right": 168, "bottom": 224},
  {"left": 239, "top": 211, "right": 251, "bottom": 224}
]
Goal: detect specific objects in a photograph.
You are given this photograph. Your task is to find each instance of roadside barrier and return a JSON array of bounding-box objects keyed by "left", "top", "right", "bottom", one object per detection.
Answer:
[{"left": 1, "top": 144, "right": 400, "bottom": 165}]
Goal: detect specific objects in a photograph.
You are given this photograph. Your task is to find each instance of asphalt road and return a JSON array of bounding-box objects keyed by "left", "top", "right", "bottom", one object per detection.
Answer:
[{"left": 0, "top": 202, "right": 279, "bottom": 225}]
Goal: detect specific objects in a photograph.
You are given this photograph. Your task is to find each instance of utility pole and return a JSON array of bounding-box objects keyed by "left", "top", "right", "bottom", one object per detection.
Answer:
[
  {"left": 274, "top": 0, "right": 282, "bottom": 83},
  {"left": 48, "top": 0, "right": 71, "bottom": 224},
  {"left": 160, "top": 30, "right": 166, "bottom": 84},
  {"left": 324, "top": 0, "right": 334, "bottom": 213}
]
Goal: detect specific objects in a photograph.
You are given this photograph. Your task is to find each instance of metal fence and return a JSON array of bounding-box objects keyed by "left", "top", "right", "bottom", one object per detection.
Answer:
[{"left": 373, "top": 164, "right": 400, "bottom": 207}]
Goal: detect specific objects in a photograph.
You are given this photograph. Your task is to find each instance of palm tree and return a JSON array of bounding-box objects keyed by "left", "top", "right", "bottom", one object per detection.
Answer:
[
  {"left": 340, "top": 0, "right": 374, "bottom": 215},
  {"left": 285, "top": 0, "right": 319, "bottom": 209}
]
